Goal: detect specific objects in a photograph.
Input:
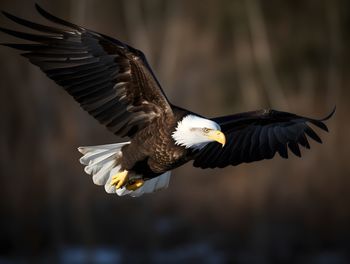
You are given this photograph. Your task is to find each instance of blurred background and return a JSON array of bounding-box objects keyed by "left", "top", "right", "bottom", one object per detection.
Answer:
[{"left": 0, "top": 0, "right": 349, "bottom": 263}]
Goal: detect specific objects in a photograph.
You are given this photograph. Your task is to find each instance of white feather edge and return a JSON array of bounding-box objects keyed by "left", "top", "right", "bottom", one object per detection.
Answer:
[{"left": 78, "top": 142, "right": 171, "bottom": 197}]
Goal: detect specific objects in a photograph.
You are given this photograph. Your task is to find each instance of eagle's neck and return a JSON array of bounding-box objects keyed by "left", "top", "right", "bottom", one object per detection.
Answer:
[{"left": 171, "top": 114, "right": 221, "bottom": 150}]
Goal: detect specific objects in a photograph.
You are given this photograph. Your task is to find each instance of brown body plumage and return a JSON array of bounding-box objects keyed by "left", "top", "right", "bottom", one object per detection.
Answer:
[{"left": 121, "top": 107, "right": 194, "bottom": 179}]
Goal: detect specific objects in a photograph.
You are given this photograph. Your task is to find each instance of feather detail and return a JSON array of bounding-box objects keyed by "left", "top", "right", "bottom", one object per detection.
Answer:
[{"left": 78, "top": 142, "right": 171, "bottom": 197}]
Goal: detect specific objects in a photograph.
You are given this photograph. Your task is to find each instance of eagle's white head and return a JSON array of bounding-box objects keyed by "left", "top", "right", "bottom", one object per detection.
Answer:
[{"left": 172, "top": 115, "right": 226, "bottom": 150}]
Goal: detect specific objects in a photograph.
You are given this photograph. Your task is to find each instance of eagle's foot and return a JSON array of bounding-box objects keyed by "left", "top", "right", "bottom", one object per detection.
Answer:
[
  {"left": 110, "top": 170, "right": 129, "bottom": 189},
  {"left": 126, "top": 179, "right": 144, "bottom": 191}
]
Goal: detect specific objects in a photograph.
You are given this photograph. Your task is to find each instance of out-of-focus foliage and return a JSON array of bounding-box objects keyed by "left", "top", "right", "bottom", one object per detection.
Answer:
[{"left": 0, "top": 0, "right": 349, "bottom": 263}]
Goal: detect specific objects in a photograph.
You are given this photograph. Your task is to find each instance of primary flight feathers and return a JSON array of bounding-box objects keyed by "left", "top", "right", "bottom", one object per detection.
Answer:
[
  {"left": 0, "top": 5, "right": 335, "bottom": 197},
  {"left": 194, "top": 108, "right": 335, "bottom": 168},
  {"left": 1, "top": 4, "right": 172, "bottom": 138}
]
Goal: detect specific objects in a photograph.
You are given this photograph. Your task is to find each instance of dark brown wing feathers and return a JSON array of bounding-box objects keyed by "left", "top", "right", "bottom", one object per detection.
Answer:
[
  {"left": 193, "top": 107, "right": 335, "bottom": 169},
  {"left": 0, "top": 5, "right": 335, "bottom": 171},
  {"left": 0, "top": 4, "right": 173, "bottom": 138}
]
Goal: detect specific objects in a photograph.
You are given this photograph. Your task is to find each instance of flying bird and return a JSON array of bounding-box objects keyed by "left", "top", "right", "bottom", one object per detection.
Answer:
[{"left": 0, "top": 5, "right": 335, "bottom": 197}]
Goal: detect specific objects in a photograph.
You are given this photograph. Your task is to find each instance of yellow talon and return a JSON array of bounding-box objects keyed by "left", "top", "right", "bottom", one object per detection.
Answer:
[
  {"left": 126, "top": 179, "right": 144, "bottom": 191},
  {"left": 110, "top": 170, "right": 129, "bottom": 189}
]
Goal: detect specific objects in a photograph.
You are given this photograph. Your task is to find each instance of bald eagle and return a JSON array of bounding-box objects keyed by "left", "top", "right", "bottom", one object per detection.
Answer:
[{"left": 1, "top": 5, "right": 335, "bottom": 197}]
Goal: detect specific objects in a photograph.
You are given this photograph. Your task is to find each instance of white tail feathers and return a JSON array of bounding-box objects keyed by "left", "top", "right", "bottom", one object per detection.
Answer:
[
  {"left": 78, "top": 142, "right": 171, "bottom": 197},
  {"left": 78, "top": 142, "right": 129, "bottom": 186}
]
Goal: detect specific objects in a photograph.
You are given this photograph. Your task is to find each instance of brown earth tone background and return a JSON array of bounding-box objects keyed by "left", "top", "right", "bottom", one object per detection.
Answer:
[{"left": 0, "top": 0, "right": 349, "bottom": 263}]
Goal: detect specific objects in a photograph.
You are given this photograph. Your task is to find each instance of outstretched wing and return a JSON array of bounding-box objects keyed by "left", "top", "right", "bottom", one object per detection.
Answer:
[
  {"left": 0, "top": 4, "right": 173, "bottom": 138},
  {"left": 193, "top": 107, "right": 335, "bottom": 169}
]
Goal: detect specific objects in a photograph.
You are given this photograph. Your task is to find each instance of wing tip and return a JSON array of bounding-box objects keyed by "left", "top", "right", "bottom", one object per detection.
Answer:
[
  {"left": 321, "top": 105, "right": 336, "bottom": 121},
  {"left": 1, "top": 10, "right": 24, "bottom": 24},
  {"left": 0, "top": 26, "right": 15, "bottom": 37},
  {"left": 1, "top": 10, "right": 11, "bottom": 18},
  {"left": 34, "top": 3, "right": 82, "bottom": 31},
  {"left": 34, "top": 3, "right": 52, "bottom": 19},
  {"left": 34, "top": 3, "right": 46, "bottom": 15},
  {"left": 307, "top": 106, "right": 336, "bottom": 132}
]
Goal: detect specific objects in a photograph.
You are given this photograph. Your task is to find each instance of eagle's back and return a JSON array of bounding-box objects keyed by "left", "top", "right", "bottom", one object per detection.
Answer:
[{"left": 120, "top": 107, "right": 193, "bottom": 178}]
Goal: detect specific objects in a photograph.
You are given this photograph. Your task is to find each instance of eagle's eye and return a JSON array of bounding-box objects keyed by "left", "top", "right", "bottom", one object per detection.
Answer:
[{"left": 202, "top": 128, "right": 210, "bottom": 133}]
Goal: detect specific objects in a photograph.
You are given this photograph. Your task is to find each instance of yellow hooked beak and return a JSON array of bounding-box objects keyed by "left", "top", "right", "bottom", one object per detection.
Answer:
[{"left": 207, "top": 130, "right": 226, "bottom": 147}]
